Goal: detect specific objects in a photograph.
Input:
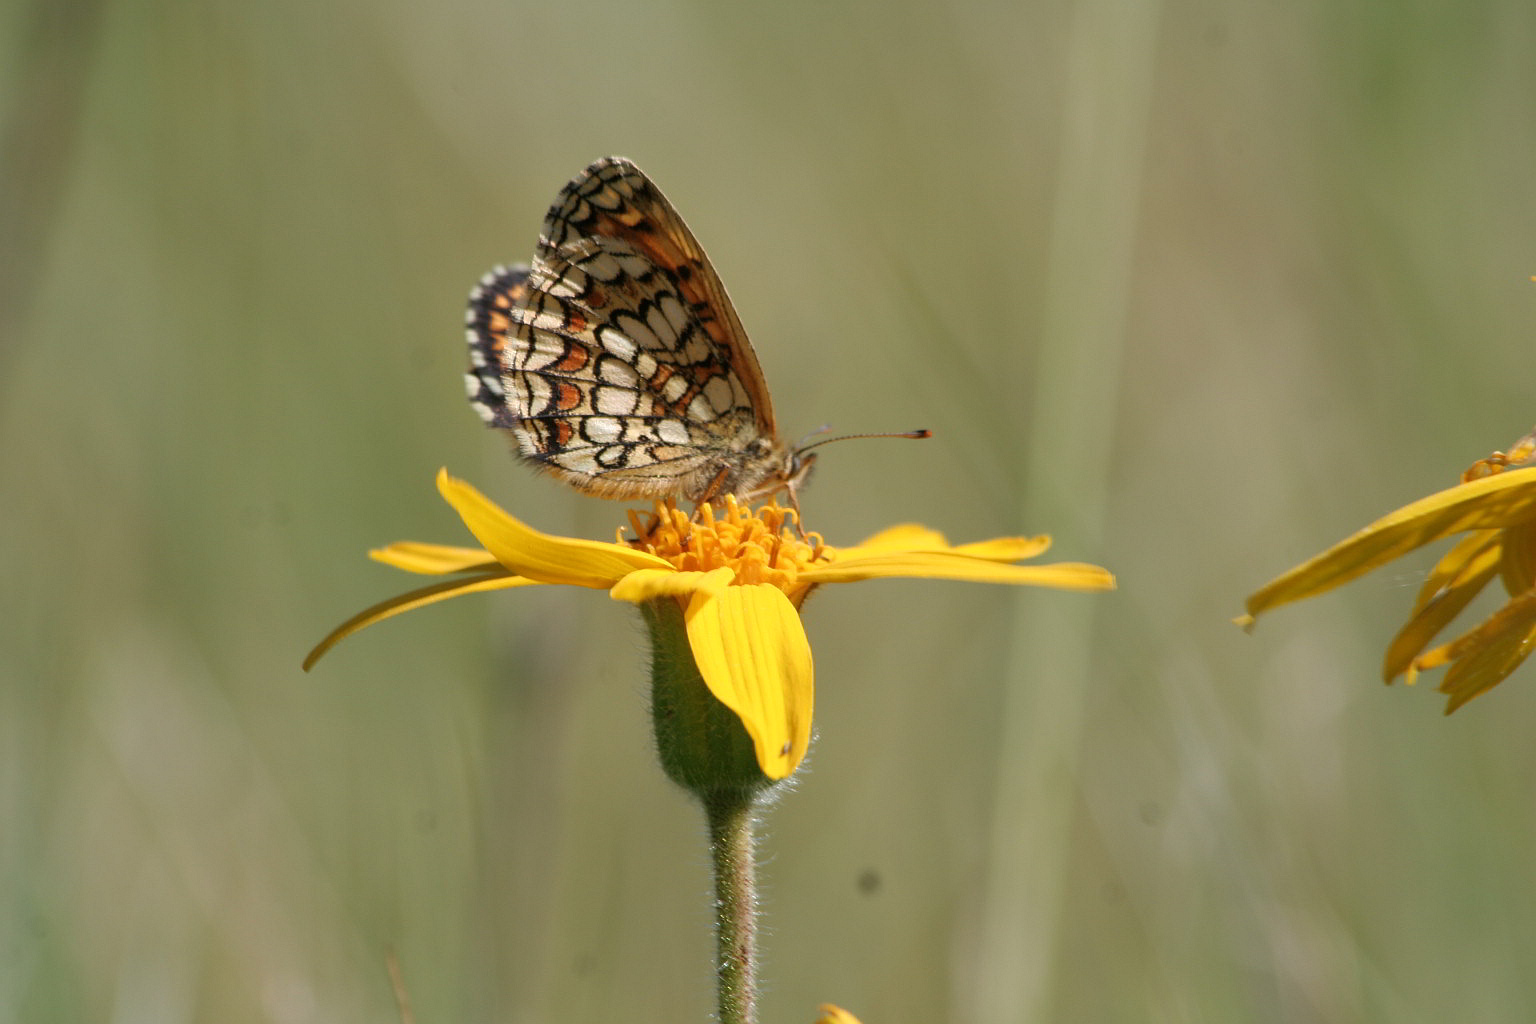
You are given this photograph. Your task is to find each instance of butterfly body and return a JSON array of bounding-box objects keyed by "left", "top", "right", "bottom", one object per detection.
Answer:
[{"left": 466, "top": 157, "right": 810, "bottom": 505}]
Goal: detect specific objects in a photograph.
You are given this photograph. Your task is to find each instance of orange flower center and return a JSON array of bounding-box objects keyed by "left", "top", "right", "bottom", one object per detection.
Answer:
[{"left": 622, "top": 496, "right": 829, "bottom": 599}]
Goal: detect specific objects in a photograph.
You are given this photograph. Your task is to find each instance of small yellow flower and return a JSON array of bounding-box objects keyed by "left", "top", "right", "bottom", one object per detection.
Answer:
[
  {"left": 307, "top": 469, "right": 1115, "bottom": 778},
  {"left": 1242, "top": 429, "right": 1536, "bottom": 712},
  {"left": 815, "top": 1004, "right": 863, "bottom": 1024}
]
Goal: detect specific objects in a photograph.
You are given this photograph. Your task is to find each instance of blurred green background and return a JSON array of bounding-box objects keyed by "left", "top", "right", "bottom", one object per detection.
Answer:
[{"left": 6, "top": 1, "right": 1536, "bottom": 1021}]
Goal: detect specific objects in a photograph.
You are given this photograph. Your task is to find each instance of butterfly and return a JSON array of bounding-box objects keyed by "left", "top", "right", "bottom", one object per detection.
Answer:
[{"left": 465, "top": 157, "right": 813, "bottom": 507}]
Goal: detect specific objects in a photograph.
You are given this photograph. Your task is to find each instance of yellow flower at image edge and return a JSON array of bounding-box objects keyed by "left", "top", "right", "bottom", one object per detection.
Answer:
[
  {"left": 1242, "top": 433, "right": 1536, "bottom": 712},
  {"left": 306, "top": 469, "right": 1116, "bottom": 779}
]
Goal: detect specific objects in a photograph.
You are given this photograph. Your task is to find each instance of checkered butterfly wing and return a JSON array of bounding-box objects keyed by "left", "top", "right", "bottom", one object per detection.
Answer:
[
  {"left": 466, "top": 157, "right": 787, "bottom": 502},
  {"left": 465, "top": 265, "right": 530, "bottom": 431}
]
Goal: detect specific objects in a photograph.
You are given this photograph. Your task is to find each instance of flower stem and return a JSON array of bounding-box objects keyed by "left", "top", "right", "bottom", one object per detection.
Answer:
[{"left": 705, "top": 789, "right": 760, "bottom": 1024}]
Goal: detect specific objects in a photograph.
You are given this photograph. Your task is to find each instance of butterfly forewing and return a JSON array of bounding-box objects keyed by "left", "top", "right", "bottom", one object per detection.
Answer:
[
  {"left": 535, "top": 158, "right": 776, "bottom": 439},
  {"left": 468, "top": 157, "right": 794, "bottom": 503}
]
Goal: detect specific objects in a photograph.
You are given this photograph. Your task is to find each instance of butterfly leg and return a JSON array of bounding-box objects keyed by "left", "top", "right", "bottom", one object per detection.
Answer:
[
  {"left": 782, "top": 480, "right": 808, "bottom": 538},
  {"left": 690, "top": 466, "right": 734, "bottom": 522}
]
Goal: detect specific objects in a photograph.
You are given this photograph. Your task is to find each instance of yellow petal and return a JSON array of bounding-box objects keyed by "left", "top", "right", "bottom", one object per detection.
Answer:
[
  {"left": 949, "top": 535, "right": 1053, "bottom": 561},
  {"left": 800, "top": 551, "right": 1115, "bottom": 590},
  {"left": 684, "top": 584, "right": 813, "bottom": 780},
  {"left": 816, "top": 1005, "right": 864, "bottom": 1024},
  {"left": 1382, "top": 535, "right": 1501, "bottom": 682},
  {"left": 847, "top": 523, "right": 950, "bottom": 552},
  {"left": 1498, "top": 518, "right": 1536, "bottom": 596},
  {"left": 1407, "top": 531, "right": 1502, "bottom": 616},
  {"left": 371, "top": 541, "right": 501, "bottom": 575},
  {"left": 1245, "top": 467, "right": 1536, "bottom": 622},
  {"left": 610, "top": 566, "right": 734, "bottom": 604},
  {"left": 303, "top": 572, "right": 539, "bottom": 670},
  {"left": 437, "top": 469, "right": 671, "bottom": 588},
  {"left": 837, "top": 525, "right": 1051, "bottom": 563},
  {"left": 1424, "top": 589, "right": 1536, "bottom": 712}
]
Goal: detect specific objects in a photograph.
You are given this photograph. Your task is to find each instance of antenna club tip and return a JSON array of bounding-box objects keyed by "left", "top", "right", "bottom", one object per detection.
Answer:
[{"left": 794, "top": 428, "right": 933, "bottom": 455}]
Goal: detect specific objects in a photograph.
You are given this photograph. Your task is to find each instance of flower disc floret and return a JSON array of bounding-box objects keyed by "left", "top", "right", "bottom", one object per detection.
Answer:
[{"left": 624, "top": 496, "right": 826, "bottom": 606}]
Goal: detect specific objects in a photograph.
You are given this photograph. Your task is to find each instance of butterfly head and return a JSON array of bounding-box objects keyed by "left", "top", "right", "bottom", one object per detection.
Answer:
[
  {"left": 730, "top": 436, "right": 818, "bottom": 509},
  {"left": 728, "top": 429, "right": 929, "bottom": 513}
]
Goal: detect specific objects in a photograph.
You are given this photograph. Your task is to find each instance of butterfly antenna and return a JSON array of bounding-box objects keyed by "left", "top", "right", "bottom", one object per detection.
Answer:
[
  {"left": 795, "top": 429, "right": 931, "bottom": 455},
  {"left": 794, "top": 423, "right": 834, "bottom": 448}
]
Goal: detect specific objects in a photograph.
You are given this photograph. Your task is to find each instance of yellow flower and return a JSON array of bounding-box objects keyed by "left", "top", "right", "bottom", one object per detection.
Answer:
[
  {"left": 1242, "top": 429, "right": 1536, "bottom": 712},
  {"left": 307, "top": 469, "right": 1115, "bottom": 778},
  {"left": 815, "top": 1004, "right": 863, "bottom": 1024}
]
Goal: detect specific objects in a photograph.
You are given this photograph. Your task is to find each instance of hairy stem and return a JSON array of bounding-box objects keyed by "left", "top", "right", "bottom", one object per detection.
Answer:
[{"left": 705, "top": 790, "right": 759, "bottom": 1024}]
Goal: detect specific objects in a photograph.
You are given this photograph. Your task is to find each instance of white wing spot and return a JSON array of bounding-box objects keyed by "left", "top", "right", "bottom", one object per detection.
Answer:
[
  {"left": 657, "top": 419, "right": 691, "bottom": 445},
  {"left": 585, "top": 416, "right": 623, "bottom": 443},
  {"left": 594, "top": 386, "right": 638, "bottom": 415},
  {"left": 687, "top": 393, "right": 719, "bottom": 423},
  {"left": 661, "top": 375, "right": 690, "bottom": 403},
  {"left": 597, "top": 356, "right": 640, "bottom": 386},
  {"left": 599, "top": 327, "right": 638, "bottom": 362},
  {"left": 518, "top": 374, "right": 552, "bottom": 412}
]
